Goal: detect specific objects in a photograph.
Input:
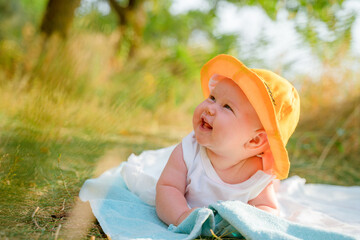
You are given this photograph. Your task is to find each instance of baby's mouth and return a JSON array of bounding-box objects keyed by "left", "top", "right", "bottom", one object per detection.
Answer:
[{"left": 201, "top": 117, "right": 213, "bottom": 130}]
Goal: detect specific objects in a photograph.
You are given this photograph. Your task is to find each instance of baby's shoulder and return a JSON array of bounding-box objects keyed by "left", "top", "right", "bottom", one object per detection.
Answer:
[{"left": 181, "top": 131, "right": 201, "bottom": 169}]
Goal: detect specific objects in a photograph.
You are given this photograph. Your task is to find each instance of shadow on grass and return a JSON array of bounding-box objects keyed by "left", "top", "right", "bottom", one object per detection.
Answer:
[{"left": 0, "top": 125, "right": 177, "bottom": 239}]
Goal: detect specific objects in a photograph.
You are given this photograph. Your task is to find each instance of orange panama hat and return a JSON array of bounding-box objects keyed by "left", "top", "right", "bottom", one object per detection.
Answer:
[{"left": 200, "top": 54, "right": 300, "bottom": 179}]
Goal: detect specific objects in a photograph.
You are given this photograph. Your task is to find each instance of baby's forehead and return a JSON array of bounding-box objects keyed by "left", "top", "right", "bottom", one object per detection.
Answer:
[{"left": 210, "top": 75, "right": 246, "bottom": 97}]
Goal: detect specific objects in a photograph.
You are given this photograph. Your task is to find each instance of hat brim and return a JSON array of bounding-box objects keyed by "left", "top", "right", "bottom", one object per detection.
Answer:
[{"left": 200, "top": 54, "right": 289, "bottom": 179}]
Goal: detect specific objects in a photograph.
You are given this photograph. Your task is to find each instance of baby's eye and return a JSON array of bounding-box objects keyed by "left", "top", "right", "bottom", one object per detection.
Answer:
[
  {"left": 209, "top": 95, "right": 216, "bottom": 102},
  {"left": 224, "top": 104, "right": 233, "bottom": 112}
]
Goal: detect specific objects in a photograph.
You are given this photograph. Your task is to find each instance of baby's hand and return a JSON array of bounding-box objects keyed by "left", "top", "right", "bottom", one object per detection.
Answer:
[{"left": 176, "top": 208, "right": 197, "bottom": 226}]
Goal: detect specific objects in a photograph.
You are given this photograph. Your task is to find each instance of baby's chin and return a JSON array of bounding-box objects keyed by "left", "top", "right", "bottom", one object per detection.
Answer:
[{"left": 194, "top": 131, "right": 211, "bottom": 147}]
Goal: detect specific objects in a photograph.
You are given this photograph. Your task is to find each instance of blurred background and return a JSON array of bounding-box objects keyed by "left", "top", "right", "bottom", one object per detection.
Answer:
[{"left": 0, "top": 0, "right": 359, "bottom": 238}]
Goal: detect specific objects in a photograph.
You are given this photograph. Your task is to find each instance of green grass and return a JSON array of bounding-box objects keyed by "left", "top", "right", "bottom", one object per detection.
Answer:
[
  {"left": 287, "top": 96, "right": 360, "bottom": 186},
  {"left": 0, "top": 127, "right": 110, "bottom": 239},
  {"left": 0, "top": 117, "right": 184, "bottom": 239}
]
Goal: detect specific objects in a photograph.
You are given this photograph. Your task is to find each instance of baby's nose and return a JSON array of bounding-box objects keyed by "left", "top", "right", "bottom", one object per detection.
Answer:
[{"left": 206, "top": 105, "right": 215, "bottom": 116}]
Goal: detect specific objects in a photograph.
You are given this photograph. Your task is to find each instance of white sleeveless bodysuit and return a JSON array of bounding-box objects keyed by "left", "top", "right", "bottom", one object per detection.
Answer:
[{"left": 183, "top": 131, "right": 275, "bottom": 208}]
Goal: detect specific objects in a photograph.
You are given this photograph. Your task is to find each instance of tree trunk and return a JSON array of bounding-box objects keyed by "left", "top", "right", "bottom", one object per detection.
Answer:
[
  {"left": 108, "top": 0, "right": 147, "bottom": 58},
  {"left": 40, "top": 0, "right": 81, "bottom": 38}
]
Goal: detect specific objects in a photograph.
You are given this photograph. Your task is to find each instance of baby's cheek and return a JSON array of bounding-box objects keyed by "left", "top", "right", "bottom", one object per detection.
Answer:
[
  {"left": 221, "top": 116, "right": 238, "bottom": 128},
  {"left": 193, "top": 103, "right": 203, "bottom": 115},
  {"left": 193, "top": 103, "right": 201, "bottom": 114}
]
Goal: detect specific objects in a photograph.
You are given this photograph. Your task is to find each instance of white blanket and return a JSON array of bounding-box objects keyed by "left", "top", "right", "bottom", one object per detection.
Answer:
[{"left": 110, "top": 146, "right": 360, "bottom": 237}]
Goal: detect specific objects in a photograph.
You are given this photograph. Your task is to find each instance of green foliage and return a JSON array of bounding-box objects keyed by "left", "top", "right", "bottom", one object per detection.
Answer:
[
  {"left": 75, "top": 0, "right": 118, "bottom": 34},
  {"left": 0, "top": 0, "right": 23, "bottom": 40},
  {"left": 144, "top": 6, "right": 215, "bottom": 47},
  {"left": 19, "top": 0, "right": 48, "bottom": 25},
  {"left": 0, "top": 0, "right": 48, "bottom": 40},
  {"left": 286, "top": 0, "right": 345, "bottom": 24},
  {"left": 285, "top": 0, "right": 356, "bottom": 60}
]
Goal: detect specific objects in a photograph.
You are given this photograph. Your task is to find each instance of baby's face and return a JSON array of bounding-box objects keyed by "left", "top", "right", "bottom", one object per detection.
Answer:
[{"left": 193, "top": 78, "right": 262, "bottom": 155}]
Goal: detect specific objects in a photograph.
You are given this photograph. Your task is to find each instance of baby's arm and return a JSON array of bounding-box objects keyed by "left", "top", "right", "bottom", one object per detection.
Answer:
[
  {"left": 247, "top": 181, "right": 279, "bottom": 215},
  {"left": 156, "top": 143, "right": 195, "bottom": 226}
]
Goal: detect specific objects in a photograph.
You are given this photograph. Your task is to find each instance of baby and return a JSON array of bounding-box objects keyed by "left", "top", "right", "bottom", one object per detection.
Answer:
[{"left": 156, "top": 54, "right": 300, "bottom": 226}]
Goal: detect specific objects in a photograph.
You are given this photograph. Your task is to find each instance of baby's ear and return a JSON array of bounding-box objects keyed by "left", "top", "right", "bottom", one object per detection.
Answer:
[{"left": 246, "top": 130, "right": 269, "bottom": 151}]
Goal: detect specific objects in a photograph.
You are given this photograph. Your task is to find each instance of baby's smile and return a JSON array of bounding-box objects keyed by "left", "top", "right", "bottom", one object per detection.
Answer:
[{"left": 201, "top": 115, "right": 213, "bottom": 130}]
